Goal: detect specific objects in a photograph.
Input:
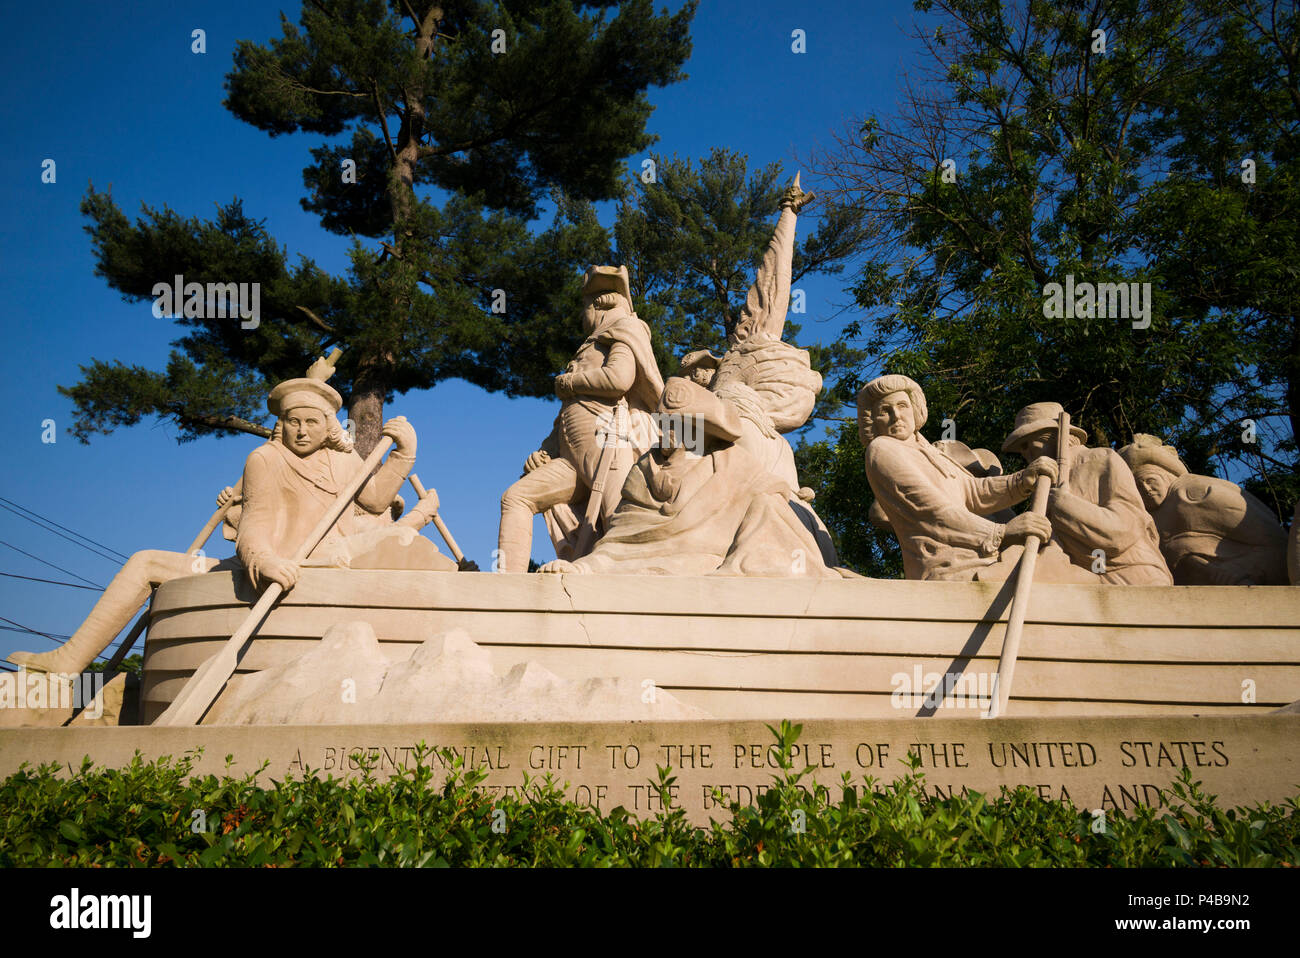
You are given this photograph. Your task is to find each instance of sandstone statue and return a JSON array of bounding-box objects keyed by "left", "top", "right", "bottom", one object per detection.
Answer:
[
  {"left": 682, "top": 174, "right": 838, "bottom": 565},
  {"left": 498, "top": 266, "right": 664, "bottom": 572},
  {"left": 1002, "top": 404, "right": 1172, "bottom": 585},
  {"left": 1118, "top": 433, "right": 1289, "bottom": 585},
  {"left": 236, "top": 378, "right": 454, "bottom": 590},
  {"left": 5, "top": 373, "right": 450, "bottom": 676},
  {"left": 859, "top": 374, "right": 1070, "bottom": 581},
  {"left": 540, "top": 377, "right": 840, "bottom": 577}
]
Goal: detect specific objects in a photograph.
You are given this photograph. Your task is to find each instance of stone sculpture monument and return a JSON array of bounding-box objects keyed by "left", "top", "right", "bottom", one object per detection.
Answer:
[
  {"left": 681, "top": 174, "right": 838, "bottom": 565},
  {"left": 1118, "top": 433, "right": 1289, "bottom": 585},
  {"left": 1001, "top": 403, "right": 1172, "bottom": 585},
  {"left": 5, "top": 361, "right": 451, "bottom": 677},
  {"left": 497, "top": 265, "right": 664, "bottom": 572},
  {"left": 858, "top": 374, "right": 1067, "bottom": 581},
  {"left": 540, "top": 377, "right": 840, "bottom": 577}
]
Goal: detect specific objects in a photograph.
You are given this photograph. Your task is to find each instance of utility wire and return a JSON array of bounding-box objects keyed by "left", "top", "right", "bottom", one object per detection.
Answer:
[
  {"left": 0, "top": 496, "right": 129, "bottom": 562},
  {"left": 0, "top": 571, "right": 103, "bottom": 591},
  {"left": 0, "top": 540, "right": 104, "bottom": 589},
  {"left": 0, "top": 501, "right": 125, "bottom": 564},
  {"left": 0, "top": 616, "right": 70, "bottom": 644}
]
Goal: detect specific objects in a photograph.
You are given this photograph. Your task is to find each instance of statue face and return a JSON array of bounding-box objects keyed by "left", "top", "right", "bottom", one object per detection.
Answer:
[
  {"left": 282, "top": 407, "right": 329, "bottom": 457},
  {"left": 581, "top": 291, "right": 625, "bottom": 335},
  {"left": 1133, "top": 465, "right": 1174, "bottom": 509},
  {"left": 1017, "top": 428, "right": 1058, "bottom": 463},
  {"left": 688, "top": 367, "right": 716, "bottom": 388},
  {"left": 871, "top": 390, "right": 916, "bottom": 442}
]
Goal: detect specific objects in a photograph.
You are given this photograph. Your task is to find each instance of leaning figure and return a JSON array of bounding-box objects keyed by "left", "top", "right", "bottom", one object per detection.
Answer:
[
  {"left": 1002, "top": 404, "right": 1172, "bottom": 585},
  {"left": 1118, "top": 433, "right": 1288, "bottom": 585}
]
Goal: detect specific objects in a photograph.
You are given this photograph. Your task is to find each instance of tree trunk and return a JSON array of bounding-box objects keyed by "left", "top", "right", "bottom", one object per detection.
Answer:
[{"left": 348, "top": 369, "right": 385, "bottom": 458}]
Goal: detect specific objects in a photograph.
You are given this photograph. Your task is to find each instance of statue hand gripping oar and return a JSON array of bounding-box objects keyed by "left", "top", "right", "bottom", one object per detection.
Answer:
[{"left": 153, "top": 436, "right": 394, "bottom": 727}]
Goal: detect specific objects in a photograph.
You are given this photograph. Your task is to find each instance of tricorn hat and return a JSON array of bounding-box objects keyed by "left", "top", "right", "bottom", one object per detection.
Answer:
[
  {"left": 1118, "top": 433, "right": 1187, "bottom": 477},
  {"left": 657, "top": 376, "right": 742, "bottom": 443},
  {"left": 582, "top": 264, "right": 632, "bottom": 303},
  {"left": 934, "top": 439, "right": 1003, "bottom": 478},
  {"left": 268, "top": 378, "right": 343, "bottom": 418},
  {"left": 1002, "top": 402, "right": 1088, "bottom": 453}
]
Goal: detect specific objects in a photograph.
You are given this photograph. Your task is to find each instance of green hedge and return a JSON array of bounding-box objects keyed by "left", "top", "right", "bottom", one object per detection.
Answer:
[{"left": 2, "top": 723, "right": 1296, "bottom": 867}]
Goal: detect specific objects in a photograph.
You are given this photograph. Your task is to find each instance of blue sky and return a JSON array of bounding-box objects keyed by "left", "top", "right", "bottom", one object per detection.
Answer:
[{"left": 0, "top": 0, "right": 926, "bottom": 663}]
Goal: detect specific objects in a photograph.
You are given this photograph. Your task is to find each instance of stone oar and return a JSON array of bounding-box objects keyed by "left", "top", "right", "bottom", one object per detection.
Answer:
[
  {"left": 988, "top": 411, "right": 1070, "bottom": 718},
  {"left": 100, "top": 479, "right": 246, "bottom": 675},
  {"left": 154, "top": 437, "right": 394, "bottom": 726},
  {"left": 407, "top": 473, "right": 465, "bottom": 564}
]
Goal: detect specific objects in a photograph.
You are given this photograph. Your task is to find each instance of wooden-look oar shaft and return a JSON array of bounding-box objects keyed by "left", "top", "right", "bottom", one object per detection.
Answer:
[
  {"left": 408, "top": 473, "right": 464, "bottom": 563},
  {"left": 154, "top": 437, "right": 395, "bottom": 726},
  {"left": 989, "top": 411, "right": 1070, "bottom": 718}
]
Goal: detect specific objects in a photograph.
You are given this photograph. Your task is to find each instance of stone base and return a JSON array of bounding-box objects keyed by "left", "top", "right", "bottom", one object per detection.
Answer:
[{"left": 2, "top": 715, "right": 1296, "bottom": 825}]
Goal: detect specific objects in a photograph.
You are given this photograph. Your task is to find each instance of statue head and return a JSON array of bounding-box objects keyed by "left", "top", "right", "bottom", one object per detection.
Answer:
[
  {"left": 1002, "top": 402, "right": 1088, "bottom": 462},
  {"left": 580, "top": 265, "right": 633, "bottom": 335},
  {"left": 1119, "top": 434, "right": 1186, "bottom": 509},
  {"left": 678, "top": 349, "right": 722, "bottom": 389},
  {"left": 858, "top": 374, "right": 927, "bottom": 445},
  {"left": 267, "top": 378, "right": 350, "bottom": 458}
]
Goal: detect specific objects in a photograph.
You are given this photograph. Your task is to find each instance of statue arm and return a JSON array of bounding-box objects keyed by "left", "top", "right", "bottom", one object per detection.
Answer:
[
  {"left": 563, "top": 341, "right": 637, "bottom": 398},
  {"left": 731, "top": 208, "right": 796, "bottom": 345},
  {"left": 869, "top": 442, "right": 1003, "bottom": 552},
  {"left": 235, "top": 449, "right": 279, "bottom": 572},
  {"left": 963, "top": 472, "right": 1030, "bottom": 516}
]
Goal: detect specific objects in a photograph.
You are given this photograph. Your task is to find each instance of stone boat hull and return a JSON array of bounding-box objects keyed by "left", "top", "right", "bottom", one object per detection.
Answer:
[{"left": 139, "top": 569, "right": 1300, "bottom": 724}]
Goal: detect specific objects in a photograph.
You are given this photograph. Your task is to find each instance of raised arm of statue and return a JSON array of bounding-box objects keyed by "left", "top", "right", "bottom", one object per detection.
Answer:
[{"left": 730, "top": 175, "right": 815, "bottom": 346}]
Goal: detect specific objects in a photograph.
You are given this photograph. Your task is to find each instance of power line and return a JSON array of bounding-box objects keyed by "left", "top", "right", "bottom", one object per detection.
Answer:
[
  {"left": 0, "top": 501, "right": 125, "bottom": 565},
  {"left": 0, "top": 496, "right": 129, "bottom": 562},
  {"left": 0, "top": 540, "right": 104, "bottom": 589},
  {"left": 0, "top": 571, "right": 103, "bottom": 591},
  {"left": 0, "top": 616, "right": 70, "bottom": 644}
]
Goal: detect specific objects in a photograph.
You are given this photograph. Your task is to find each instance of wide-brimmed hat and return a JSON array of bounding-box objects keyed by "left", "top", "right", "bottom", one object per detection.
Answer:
[
  {"left": 1002, "top": 402, "right": 1088, "bottom": 453},
  {"left": 268, "top": 378, "right": 343, "bottom": 417},
  {"left": 657, "top": 376, "right": 742, "bottom": 443},
  {"left": 678, "top": 349, "right": 722, "bottom": 376},
  {"left": 1118, "top": 433, "right": 1187, "bottom": 477},
  {"left": 582, "top": 265, "right": 632, "bottom": 302}
]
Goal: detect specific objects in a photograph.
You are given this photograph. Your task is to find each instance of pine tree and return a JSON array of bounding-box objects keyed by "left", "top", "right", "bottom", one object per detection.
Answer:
[{"left": 63, "top": 0, "right": 696, "bottom": 454}]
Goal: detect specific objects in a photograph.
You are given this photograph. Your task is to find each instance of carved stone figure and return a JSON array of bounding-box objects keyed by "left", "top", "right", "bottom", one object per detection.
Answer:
[
  {"left": 6, "top": 376, "right": 450, "bottom": 676},
  {"left": 688, "top": 175, "right": 838, "bottom": 564},
  {"left": 540, "top": 378, "right": 839, "bottom": 577},
  {"left": 1118, "top": 434, "right": 1288, "bottom": 585},
  {"left": 1003, "top": 405, "right": 1172, "bottom": 585},
  {"left": 499, "top": 266, "right": 664, "bottom": 572},
  {"left": 859, "top": 375, "right": 1064, "bottom": 581},
  {"left": 235, "top": 378, "right": 453, "bottom": 590}
]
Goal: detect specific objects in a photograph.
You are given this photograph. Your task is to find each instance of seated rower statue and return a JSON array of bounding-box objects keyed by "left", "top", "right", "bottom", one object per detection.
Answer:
[
  {"left": 859, "top": 374, "right": 1072, "bottom": 581},
  {"left": 539, "top": 377, "right": 841, "bottom": 577},
  {"left": 1002, "top": 404, "right": 1172, "bottom": 585},
  {"left": 6, "top": 374, "right": 449, "bottom": 675},
  {"left": 236, "top": 377, "right": 454, "bottom": 590},
  {"left": 1118, "top": 433, "right": 1288, "bottom": 585}
]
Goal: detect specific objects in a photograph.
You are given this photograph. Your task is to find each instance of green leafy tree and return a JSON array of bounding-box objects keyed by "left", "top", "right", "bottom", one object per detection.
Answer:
[
  {"left": 63, "top": 0, "right": 696, "bottom": 454},
  {"left": 803, "top": 0, "right": 1296, "bottom": 573}
]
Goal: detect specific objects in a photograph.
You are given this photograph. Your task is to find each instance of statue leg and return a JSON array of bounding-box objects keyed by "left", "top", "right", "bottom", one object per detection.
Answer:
[
  {"left": 5, "top": 550, "right": 214, "bottom": 674},
  {"left": 498, "top": 458, "right": 580, "bottom": 572}
]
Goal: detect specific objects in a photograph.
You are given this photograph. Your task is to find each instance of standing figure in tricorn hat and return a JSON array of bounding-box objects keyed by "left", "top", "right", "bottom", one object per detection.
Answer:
[{"left": 498, "top": 265, "right": 664, "bottom": 572}]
